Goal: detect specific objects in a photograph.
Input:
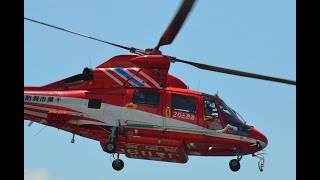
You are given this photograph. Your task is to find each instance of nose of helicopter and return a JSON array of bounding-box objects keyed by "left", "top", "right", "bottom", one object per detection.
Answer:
[{"left": 250, "top": 127, "right": 268, "bottom": 150}]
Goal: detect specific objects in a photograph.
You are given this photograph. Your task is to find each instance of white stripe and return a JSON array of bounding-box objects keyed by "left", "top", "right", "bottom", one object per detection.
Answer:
[
  {"left": 24, "top": 104, "right": 78, "bottom": 117},
  {"left": 24, "top": 104, "right": 53, "bottom": 111},
  {"left": 109, "top": 68, "right": 138, "bottom": 86},
  {"left": 68, "top": 120, "right": 107, "bottom": 126},
  {"left": 137, "top": 70, "right": 161, "bottom": 88},
  {"left": 24, "top": 110, "right": 47, "bottom": 118},
  {"left": 99, "top": 68, "right": 123, "bottom": 86},
  {"left": 122, "top": 68, "right": 151, "bottom": 87}
]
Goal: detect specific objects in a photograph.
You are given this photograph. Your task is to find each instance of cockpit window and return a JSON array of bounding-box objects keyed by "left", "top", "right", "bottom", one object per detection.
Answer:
[
  {"left": 217, "top": 99, "right": 251, "bottom": 136},
  {"left": 218, "top": 99, "right": 239, "bottom": 119},
  {"left": 203, "top": 98, "right": 223, "bottom": 130},
  {"left": 204, "top": 98, "right": 218, "bottom": 116}
]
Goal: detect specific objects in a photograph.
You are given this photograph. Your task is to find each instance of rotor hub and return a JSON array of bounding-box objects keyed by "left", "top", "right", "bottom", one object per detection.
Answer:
[{"left": 145, "top": 48, "right": 162, "bottom": 55}]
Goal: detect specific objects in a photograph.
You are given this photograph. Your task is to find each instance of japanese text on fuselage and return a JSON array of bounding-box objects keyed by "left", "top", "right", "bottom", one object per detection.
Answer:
[{"left": 24, "top": 95, "right": 60, "bottom": 103}]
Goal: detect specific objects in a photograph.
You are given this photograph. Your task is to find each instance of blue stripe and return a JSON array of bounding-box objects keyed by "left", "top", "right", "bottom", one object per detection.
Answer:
[
  {"left": 115, "top": 68, "right": 145, "bottom": 87},
  {"left": 127, "top": 124, "right": 154, "bottom": 128}
]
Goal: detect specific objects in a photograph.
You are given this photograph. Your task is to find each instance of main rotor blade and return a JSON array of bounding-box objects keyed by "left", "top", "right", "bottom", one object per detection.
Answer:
[
  {"left": 170, "top": 57, "right": 296, "bottom": 85},
  {"left": 24, "top": 17, "right": 145, "bottom": 54},
  {"left": 155, "top": 0, "right": 196, "bottom": 50}
]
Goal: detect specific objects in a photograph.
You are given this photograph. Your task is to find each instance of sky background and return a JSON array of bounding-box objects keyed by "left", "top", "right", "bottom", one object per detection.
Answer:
[{"left": 24, "top": 0, "right": 296, "bottom": 180}]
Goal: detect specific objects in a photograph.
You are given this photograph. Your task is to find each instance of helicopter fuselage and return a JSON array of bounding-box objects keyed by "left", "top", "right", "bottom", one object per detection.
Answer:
[{"left": 24, "top": 85, "right": 267, "bottom": 163}]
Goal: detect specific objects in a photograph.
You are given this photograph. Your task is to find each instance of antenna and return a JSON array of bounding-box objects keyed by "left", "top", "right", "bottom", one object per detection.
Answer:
[
  {"left": 27, "top": 121, "right": 33, "bottom": 127},
  {"left": 89, "top": 56, "right": 92, "bottom": 68},
  {"left": 197, "top": 80, "right": 201, "bottom": 91},
  {"left": 34, "top": 125, "right": 47, "bottom": 136}
]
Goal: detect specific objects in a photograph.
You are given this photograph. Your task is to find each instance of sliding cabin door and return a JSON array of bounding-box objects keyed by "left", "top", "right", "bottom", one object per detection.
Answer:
[{"left": 164, "top": 91, "right": 201, "bottom": 132}]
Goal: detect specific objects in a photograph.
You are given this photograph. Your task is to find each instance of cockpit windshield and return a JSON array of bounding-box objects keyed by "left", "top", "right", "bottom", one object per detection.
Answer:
[
  {"left": 217, "top": 98, "right": 251, "bottom": 136},
  {"left": 218, "top": 99, "right": 239, "bottom": 119}
]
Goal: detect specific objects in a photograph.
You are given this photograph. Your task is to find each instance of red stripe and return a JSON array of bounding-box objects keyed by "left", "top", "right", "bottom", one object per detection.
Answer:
[
  {"left": 25, "top": 90, "right": 87, "bottom": 98},
  {"left": 98, "top": 68, "right": 120, "bottom": 85},
  {"left": 106, "top": 69, "right": 126, "bottom": 83},
  {"left": 99, "top": 68, "right": 127, "bottom": 85},
  {"left": 23, "top": 91, "right": 62, "bottom": 95},
  {"left": 24, "top": 106, "right": 48, "bottom": 114},
  {"left": 24, "top": 107, "right": 47, "bottom": 121},
  {"left": 24, "top": 113, "right": 46, "bottom": 122},
  {"left": 140, "top": 69, "right": 163, "bottom": 86}
]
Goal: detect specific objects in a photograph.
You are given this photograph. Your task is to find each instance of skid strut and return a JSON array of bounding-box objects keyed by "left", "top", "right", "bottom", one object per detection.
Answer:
[
  {"left": 229, "top": 148, "right": 242, "bottom": 172},
  {"left": 235, "top": 148, "right": 243, "bottom": 161},
  {"left": 105, "top": 127, "right": 117, "bottom": 153}
]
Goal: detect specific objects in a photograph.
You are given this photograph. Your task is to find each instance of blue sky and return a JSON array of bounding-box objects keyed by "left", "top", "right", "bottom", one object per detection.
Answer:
[{"left": 24, "top": 0, "right": 296, "bottom": 180}]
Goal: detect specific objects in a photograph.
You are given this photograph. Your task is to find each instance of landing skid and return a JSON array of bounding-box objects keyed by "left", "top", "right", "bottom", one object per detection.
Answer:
[{"left": 254, "top": 152, "right": 265, "bottom": 172}]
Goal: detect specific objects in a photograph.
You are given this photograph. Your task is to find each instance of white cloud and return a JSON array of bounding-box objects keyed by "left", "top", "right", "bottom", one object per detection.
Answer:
[{"left": 24, "top": 168, "right": 49, "bottom": 180}]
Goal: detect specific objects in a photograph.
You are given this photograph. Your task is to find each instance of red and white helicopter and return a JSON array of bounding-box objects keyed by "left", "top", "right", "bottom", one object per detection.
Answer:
[{"left": 24, "top": 0, "right": 296, "bottom": 172}]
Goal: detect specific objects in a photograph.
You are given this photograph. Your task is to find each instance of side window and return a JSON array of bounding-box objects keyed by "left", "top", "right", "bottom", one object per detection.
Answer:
[
  {"left": 133, "top": 90, "right": 160, "bottom": 106},
  {"left": 204, "top": 98, "right": 222, "bottom": 130},
  {"left": 171, "top": 94, "right": 196, "bottom": 113},
  {"left": 204, "top": 98, "right": 218, "bottom": 116},
  {"left": 88, "top": 99, "right": 102, "bottom": 109}
]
